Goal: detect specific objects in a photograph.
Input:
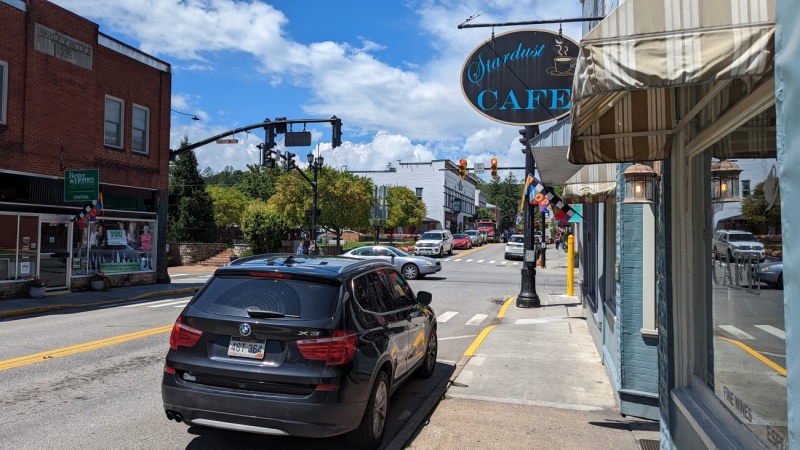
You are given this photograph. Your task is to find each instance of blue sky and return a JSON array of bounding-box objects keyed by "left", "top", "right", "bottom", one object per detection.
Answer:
[{"left": 51, "top": 0, "right": 583, "bottom": 179}]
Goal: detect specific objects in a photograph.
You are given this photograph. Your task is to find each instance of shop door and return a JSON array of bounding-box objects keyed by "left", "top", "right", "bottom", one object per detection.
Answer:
[{"left": 40, "top": 221, "right": 70, "bottom": 289}]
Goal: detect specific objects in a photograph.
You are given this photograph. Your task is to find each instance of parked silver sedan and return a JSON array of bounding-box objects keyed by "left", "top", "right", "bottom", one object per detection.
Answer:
[{"left": 342, "top": 245, "right": 442, "bottom": 280}]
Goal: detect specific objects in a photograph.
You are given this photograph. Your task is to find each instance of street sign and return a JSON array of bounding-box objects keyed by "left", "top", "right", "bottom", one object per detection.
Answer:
[
  {"left": 64, "top": 169, "right": 99, "bottom": 202},
  {"left": 285, "top": 131, "right": 312, "bottom": 147},
  {"left": 474, "top": 163, "right": 485, "bottom": 174},
  {"left": 216, "top": 138, "right": 239, "bottom": 144}
]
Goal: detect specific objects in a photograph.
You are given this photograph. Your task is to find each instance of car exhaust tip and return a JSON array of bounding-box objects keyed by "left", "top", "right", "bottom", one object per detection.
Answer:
[
  {"left": 165, "top": 411, "right": 174, "bottom": 421},
  {"left": 174, "top": 412, "right": 184, "bottom": 423}
]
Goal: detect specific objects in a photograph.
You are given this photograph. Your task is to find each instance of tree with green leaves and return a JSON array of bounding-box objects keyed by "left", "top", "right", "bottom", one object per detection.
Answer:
[
  {"left": 202, "top": 165, "right": 245, "bottom": 187},
  {"left": 385, "top": 186, "right": 426, "bottom": 237},
  {"left": 238, "top": 164, "right": 283, "bottom": 202},
  {"left": 206, "top": 186, "right": 250, "bottom": 231},
  {"left": 268, "top": 166, "right": 372, "bottom": 241},
  {"left": 240, "top": 201, "right": 291, "bottom": 253},
  {"left": 741, "top": 179, "right": 781, "bottom": 234},
  {"left": 169, "top": 136, "right": 215, "bottom": 242}
]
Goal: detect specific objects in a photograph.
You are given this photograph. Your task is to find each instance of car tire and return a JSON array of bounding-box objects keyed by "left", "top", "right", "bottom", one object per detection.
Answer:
[
  {"left": 346, "top": 371, "right": 388, "bottom": 450},
  {"left": 402, "top": 264, "right": 420, "bottom": 280},
  {"left": 438, "top": 247, "right": 443, "bottom": 258},
  {"left": 448, "top": 246, "right": 453, "bottom": 255},
  {"left": 415, "top": 329, "right": 437, "bottom": 378},
  {"left": 728, "top": 250, "right": 734, "bottom": 262},
  {"left": 504, "top": 253, "right": 509, "bottom": 260}
]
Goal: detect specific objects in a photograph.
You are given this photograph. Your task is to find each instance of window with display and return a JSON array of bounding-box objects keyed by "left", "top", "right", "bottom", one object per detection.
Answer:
[{"left": 73, "top": 219, "right": 155, "bottom": 274}]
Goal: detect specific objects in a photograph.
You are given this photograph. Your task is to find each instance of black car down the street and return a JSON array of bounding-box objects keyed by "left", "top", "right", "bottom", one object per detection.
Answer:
[{"left": 161, "top": 254, "right": 438, "bottom": 450}]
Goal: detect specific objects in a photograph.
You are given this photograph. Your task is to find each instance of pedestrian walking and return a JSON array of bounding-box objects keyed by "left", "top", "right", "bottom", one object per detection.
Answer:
[{"left": 296, "top": 242, "right": 306, "bottom": 255}]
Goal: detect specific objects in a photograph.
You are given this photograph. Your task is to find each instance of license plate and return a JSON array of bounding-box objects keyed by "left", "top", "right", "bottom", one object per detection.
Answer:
[{"left": 228, "top": 337, "right": 266, "bottom": 359}]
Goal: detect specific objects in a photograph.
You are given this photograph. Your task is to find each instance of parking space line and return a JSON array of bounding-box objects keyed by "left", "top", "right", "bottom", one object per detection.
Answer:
[
  {"left": 755, "top": 325, "right": 786, "bottom": 340},
  {"left": 465, "top": 314, "right": 489, "bottom": 326},
  {"left": 720, "top": 325, "right": 755, "bottom": 340},
  {"left": 437, "top": 311, "right": 459, "bottom": 322}
]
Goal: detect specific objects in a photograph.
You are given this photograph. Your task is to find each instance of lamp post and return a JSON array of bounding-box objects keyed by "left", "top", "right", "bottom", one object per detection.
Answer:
[
  {"left": 307, "top": 152, "right": 324, "bottom": 252},
  {"left": 517, "top": 125, "right": 541, "bottom": 308}
]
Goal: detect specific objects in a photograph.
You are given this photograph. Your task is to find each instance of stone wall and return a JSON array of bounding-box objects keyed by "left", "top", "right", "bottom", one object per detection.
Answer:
[
  {"left": 0, "top": 272, "right": 157, "bottom": 300},
  {"left": 169, "top": 243, "right": 228, "bottom": 265}
]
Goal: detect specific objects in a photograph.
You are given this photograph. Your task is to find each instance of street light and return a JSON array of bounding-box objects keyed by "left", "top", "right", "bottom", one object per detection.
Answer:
[
  {"left": 517, "top": 125, "right": 541, "bottom": 308},
  {"left": 170, "top": 109, "right": 200, "bottom": 121},
  {"left": 307, "top": 152, "right": 324, "bottom": 252}
]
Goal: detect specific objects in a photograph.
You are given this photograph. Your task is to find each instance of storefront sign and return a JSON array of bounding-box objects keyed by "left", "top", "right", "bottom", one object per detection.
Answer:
[
  {"left": 100, "top": 262, "right": 141, "bottom": 273},
  {"left": 460, "top": 29, "right": 579, "bottom": 125},
  {"left": 106, "top": 229, "right": 128, "bottom": 246},
  {"left": 64, "top": 169, "right": 99, "bottom": 202}
]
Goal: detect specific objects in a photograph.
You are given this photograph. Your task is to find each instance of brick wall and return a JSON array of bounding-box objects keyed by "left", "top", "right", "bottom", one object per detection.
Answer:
[{"left": 0, "top": 0, "right": 171, "bottom": 190}]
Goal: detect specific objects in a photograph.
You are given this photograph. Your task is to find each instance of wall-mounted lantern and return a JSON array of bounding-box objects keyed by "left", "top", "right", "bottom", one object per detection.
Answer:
[
  {"left": 622, "top": 162, "right": 657, "bottom": 204},
  {"left": 711, "top": 159, "right": 742, "bottom": 203}
]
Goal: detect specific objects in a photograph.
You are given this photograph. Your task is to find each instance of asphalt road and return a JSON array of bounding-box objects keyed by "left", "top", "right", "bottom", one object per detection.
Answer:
[{"left": 0, "top": 243, "right": 535, "bottom": 450}]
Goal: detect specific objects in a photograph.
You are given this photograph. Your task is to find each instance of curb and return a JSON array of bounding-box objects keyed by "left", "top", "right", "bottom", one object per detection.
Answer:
[{"left": 0, "top": 287, "right": 200, "bottom": 319}]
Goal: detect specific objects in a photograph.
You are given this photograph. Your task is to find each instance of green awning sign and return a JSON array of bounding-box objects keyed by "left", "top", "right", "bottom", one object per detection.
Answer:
[{"left": 64, "top": 169, "right": 99, "bottom": 202}]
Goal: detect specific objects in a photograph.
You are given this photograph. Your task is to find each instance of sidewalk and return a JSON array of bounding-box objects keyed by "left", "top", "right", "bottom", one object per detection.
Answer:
[{"left": 402, "top": 246, "right": 660, "bottom": 450}]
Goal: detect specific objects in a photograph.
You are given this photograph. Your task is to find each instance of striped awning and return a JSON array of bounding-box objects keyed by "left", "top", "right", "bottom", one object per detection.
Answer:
[
  {"left": 568, "top": 0, "right": 775, "bottom": 164},
  {"left": 563, "top": 163, "right": 618, "bottom": 203}
]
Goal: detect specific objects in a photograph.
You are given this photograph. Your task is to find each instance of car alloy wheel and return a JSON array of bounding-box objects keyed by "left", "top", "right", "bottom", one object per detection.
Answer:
[
  {"left": 402, "top": 264, "right": 420, "bottom": 280},
  {"left": 346, "top": 371, "right": 388, "bottom": 449},
  {"left": 415, "top": 330, "right": 437, "bottom": 378}
]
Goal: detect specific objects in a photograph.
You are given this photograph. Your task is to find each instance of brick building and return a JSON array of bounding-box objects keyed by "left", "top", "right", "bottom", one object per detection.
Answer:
[{"left": 0, "top": 0, "right": 171, "bottom": 298}]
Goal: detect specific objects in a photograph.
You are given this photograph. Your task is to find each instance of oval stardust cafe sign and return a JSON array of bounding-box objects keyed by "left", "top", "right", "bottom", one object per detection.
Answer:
[{"left": 460, "top": 29, "right": 579, "bottom": 126}]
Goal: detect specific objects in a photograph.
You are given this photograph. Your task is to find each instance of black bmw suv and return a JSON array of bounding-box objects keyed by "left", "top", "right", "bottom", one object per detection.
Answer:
[{"left": 161, "top": 254, "right": 437, "bottom": 450}]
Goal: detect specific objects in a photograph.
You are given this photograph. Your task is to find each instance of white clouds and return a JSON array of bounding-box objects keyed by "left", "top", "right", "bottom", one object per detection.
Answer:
[{"left": 53, "top": 0, "right": 581, "bottom": 179}]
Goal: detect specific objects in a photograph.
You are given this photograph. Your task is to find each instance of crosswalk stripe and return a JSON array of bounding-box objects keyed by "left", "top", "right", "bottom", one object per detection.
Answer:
[
  {"left": 755, "top": 325, "right": 786, "bottom": 339},
  {"left": 453, "top": 259, "right": 462, "bottom": 261},
  {"left": 437, "top": 311, "right": 459, "bottom": 323},
  {"left": 720, "top": 325, "right": 755, "bottom": 340},
  {"left": 465, "top": 314, "right": 489, "bottom": 326},
  {"left": 501, "top": 261, "right": 508, "bottom": 265},
  {"left": 466, "top": 259, "right": 474, "bottom": 262},
  {"left": 150, "top": 300, "right": 190, "bottom": 308},
  {"left": 488, "top": 260, "right": 495, "bottom": 263},
  {"left": 477, "top": 260, "right": 484, "bottom": 263}
]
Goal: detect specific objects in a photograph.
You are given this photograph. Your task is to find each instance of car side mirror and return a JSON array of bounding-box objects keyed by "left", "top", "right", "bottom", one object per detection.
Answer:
[{"left": 416, "top": 291, "right": 432, "bottom": 305}]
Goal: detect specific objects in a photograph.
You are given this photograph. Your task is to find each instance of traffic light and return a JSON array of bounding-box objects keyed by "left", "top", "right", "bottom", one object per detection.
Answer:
[
  {"left": 286, "top": 152, "right": 296, "bottom": 171},
  {"left": 519, "top": 127, "right": 529, "bottom": 153},
  {"left": 490, "top": 157, "right": 498, "bottom": 178},
  {"left": 332, "top": 116, "right": 342, "bottom": 148},
  {"left": 459, "top": 158, "right": 467, "bottom": 179}
]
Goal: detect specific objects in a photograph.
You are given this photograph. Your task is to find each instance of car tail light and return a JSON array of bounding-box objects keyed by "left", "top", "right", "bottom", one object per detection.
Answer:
[
  {"left": 169, "top": 317, "right": 203, "bottom": 349},
  {"left": 296, "top": 330, "right": 357, "bottom": 365},
  {"left": 164, "top": 366, "right": 176, "bottom": 374}
]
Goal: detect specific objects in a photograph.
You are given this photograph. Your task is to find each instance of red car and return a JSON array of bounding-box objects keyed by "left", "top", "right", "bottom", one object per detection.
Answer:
[{"left": 452, "top": 233, "right": 473, "bottom": 250}]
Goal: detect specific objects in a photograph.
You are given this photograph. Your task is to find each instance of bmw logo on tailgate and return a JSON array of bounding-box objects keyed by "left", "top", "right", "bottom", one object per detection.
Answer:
[{"left": 239, "top": 323, "right": 252, "bottom": 337}]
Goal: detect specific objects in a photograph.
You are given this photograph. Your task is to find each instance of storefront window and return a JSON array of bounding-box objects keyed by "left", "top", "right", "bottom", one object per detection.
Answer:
[
  {"left": 72, "top": 219, "right": 155, "bottom": 275},
  {"left": 0, "top": 214, "right": 39, "bottom": 281},
  {"left": 700, "top": 154, "right": 787, "bottom": 449}
]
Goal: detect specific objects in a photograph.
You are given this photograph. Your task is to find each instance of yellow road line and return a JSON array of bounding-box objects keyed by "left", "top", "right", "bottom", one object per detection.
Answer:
[
  {"left": 0, "top": 325, "right": 172, "bottom": 371},
  {"left": 718, "top": 336, "right": 787, "bottom": 377},
  {"left": 464, "top": 325, "right": 496, "bottom": 356},
  {"left": 498, "top": 296, "right": 514, "bottom": 319}
]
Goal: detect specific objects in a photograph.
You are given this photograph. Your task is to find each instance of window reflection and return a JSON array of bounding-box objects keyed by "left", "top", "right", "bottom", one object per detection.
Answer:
[{"left": 704, "top": 156, "right": 787, "bottom": 448}]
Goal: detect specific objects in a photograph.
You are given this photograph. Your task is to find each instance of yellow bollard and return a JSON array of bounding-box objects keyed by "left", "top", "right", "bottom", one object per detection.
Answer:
[{"left": 567, "top": 235, "right": 575, "bottom": 296}]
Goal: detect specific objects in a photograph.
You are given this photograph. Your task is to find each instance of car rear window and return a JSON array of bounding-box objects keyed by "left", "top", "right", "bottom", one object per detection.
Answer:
[
  {"left": 509, "top": 236, "right": 524, "bottom": 243},
  {"left": 191, "top": 276, "right": 339, "bottom": 320}
]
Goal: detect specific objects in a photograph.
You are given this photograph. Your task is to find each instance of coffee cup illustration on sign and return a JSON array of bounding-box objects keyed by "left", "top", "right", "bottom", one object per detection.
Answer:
[{"left": 546, "top": 39, "right": 577, "bottom": 76}]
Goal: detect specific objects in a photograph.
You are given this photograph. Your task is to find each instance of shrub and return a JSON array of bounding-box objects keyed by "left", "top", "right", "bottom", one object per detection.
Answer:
[{"left": 241, "top": 202, "right": 291, "bottom": 254}]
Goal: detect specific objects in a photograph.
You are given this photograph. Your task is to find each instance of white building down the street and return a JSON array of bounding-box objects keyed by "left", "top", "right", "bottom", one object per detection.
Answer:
[{"left": 351, "top": 160, "right": 482, "bottom": 234}]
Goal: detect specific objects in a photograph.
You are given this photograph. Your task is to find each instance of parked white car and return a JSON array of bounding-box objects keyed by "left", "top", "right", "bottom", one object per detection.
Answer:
[
  {"left": 712, "top": 230, "right": 765, "bottom": 262},
  {"left": 414, "top": 230, "right": 454, "bottom": 258}
]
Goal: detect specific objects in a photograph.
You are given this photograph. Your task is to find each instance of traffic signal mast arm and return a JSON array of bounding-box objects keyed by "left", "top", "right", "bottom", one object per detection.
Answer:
[{"left": 169, "top": 116, "right": 342, "bottom": 159}]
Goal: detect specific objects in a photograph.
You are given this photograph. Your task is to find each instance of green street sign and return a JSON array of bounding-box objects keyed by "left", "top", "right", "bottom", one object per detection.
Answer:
[{"left": 64, "top": 169, "right": 99, "bottom": 202}]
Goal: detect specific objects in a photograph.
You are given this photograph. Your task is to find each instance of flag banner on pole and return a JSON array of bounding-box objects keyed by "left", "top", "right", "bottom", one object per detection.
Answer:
[
  {"left": 97, "top": 192, "right": 104, "bottom": 210},
  {"left": 519, "top": 175, "right": 535, "bottom": 214}
]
